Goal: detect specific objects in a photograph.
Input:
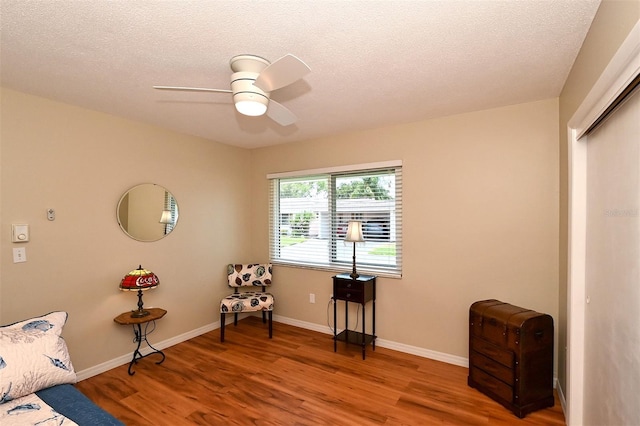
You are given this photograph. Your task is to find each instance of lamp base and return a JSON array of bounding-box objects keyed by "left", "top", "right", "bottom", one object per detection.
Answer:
[
  {"left": 130, "top": 289, "right": 150, "bottom": 318},
  {"left": 130, "top": 309, "right": 150, "bottom": 318},
  {"left": 350, "top": 242, "right": 359, "bottom": 280}
]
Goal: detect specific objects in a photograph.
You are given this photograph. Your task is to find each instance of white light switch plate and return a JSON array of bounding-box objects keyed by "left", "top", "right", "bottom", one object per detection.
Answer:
[{"left": 13, "top": 247, "right": 27, "bottom": 263}]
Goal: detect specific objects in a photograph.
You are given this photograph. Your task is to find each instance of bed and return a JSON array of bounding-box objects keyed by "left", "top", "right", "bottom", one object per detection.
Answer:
[
  {"left": 1, "top": 311, "right": 124, "bottom": 425},
  {"left": 35, "top": 384, "right": 123, "bottom": 425}
]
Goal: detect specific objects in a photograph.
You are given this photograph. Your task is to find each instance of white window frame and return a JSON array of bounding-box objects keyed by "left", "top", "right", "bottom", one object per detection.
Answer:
[{"left": 268, "top": 161, "right": 402, "bottom": 278}]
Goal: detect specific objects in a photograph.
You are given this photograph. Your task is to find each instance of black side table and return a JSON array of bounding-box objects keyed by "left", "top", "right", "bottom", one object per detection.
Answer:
[
  {"left": 114, "top": 307, "right": 167, "bottom": 375},
  {"left": 332, "top": 273, "right": 376, "bottom": 359}
]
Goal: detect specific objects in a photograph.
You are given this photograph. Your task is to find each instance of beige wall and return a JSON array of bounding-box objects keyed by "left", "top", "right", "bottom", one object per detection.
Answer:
[
  {"left": 250, "top": 98, "right": 559, "bottom": 361},
  {"left": 1, "top": 90, "right": 560, "bottom": 374},
  {"left": 0, "top": 88, "right": 251, "bottom": 371},
  {"left": 557, "top": 0, "right": 640, "bottom": 395}
]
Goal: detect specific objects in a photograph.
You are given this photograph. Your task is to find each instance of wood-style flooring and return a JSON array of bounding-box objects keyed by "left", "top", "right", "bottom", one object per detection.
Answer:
[{"left": 76, "top": 317, "right": 566, "bottom": 425}]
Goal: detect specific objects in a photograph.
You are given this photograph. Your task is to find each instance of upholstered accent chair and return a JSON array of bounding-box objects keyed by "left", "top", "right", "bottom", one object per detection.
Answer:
[{"left": 220, "top": 263, "right": 274, "bottom": 342}]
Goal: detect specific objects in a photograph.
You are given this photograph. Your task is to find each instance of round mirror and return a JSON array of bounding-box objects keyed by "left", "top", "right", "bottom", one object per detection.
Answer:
[{"left": 117, "top": 183, "right": 179, "bottom": 242}]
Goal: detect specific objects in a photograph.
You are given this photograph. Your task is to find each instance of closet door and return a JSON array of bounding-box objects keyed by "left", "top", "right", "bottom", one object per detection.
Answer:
[{"left": 583, "top": 89, "right": 639, "bottom": 426}]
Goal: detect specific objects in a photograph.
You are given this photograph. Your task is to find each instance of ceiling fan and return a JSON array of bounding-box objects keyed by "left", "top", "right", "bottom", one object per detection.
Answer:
[{"left": 154, "top": 54, "right": 310, "bottom": 126}]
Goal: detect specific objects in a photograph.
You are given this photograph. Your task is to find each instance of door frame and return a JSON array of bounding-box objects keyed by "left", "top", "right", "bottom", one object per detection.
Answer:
[{"left": 566, "top": 20, "right": 640, "bottom": 426}]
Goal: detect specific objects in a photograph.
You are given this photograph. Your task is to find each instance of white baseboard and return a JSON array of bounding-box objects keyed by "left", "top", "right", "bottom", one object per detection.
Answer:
[
  {"left": 274, "top": 314, "right": 470, "bottom": 367},
  {"left": 378, "top": 338, "right": 469, "bottom": 367},
  {"left": 76, "top": 313, "right": 259, "bottom": 381},
  {"left": 76, "top": 321, "right": 219, "bottom": 381},
  {"left": 557, "top": 380, "right": 567, "bottom": 416},
  {"left": 274, "top": 315, "right": 562, "bottom": 391},
  {"left": 272, "top": 314, "right": 332, "bottom": 334},
  {"left": 77, "top": 314, "right": 468, "bottom": 380}
]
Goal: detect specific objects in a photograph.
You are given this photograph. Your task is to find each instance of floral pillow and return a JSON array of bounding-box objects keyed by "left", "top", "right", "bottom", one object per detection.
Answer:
[{"left": 0, "top": 311, "right": 76, "bottom": 403}]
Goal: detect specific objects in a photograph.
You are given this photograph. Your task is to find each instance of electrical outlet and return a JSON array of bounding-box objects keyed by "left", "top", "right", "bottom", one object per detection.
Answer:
[{"left": 309, "top": 293, "right": 315, "bottom": 304}]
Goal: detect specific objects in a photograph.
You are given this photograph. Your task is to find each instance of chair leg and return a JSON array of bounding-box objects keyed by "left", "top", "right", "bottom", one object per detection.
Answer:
[
  {"left": 220, "top": 312, "right": 225, "bottom": 342},
  {"left": 262, "top": 310, "right": 266, "bottom": 324},
  {"left": 234, "top": 312, "right": 238, "bottom": 326},
  {"left": 268, "top": 310, "right": 273, "bottom": 339}
]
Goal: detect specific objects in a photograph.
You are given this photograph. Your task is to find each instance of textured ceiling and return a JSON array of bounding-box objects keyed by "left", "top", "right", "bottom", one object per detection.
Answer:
[{"left": 0, "top": 0, "right": 600, "bottom": 149}]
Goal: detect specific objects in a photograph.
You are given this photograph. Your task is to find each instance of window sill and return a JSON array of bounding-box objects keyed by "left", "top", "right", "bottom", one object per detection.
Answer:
[{"left": 271, "top": 260, "right": 402, "bottom": 279}]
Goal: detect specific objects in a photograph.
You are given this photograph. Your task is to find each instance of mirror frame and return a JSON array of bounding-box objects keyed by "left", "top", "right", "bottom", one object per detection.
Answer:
[{"left": 116, "top": 183, "right": 179, "bottom": 242}]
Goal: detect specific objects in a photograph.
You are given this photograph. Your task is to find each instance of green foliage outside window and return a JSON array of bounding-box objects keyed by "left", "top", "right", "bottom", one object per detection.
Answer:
[
  {"left": 336, "top": 176, "right": 391, "bottom": 200},
  {"left": 290, "top": 211, "right": 314, "bottom": 237}
]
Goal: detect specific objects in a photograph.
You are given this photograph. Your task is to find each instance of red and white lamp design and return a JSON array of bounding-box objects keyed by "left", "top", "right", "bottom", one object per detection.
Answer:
[{"left": 119, "top": 265, "right": 160, "bottom": 318}]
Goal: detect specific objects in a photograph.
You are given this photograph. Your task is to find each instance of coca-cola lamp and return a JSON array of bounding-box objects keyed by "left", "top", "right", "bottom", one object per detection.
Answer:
[{"left": 119, "top": 265, "right": 160, "bottom": 318}]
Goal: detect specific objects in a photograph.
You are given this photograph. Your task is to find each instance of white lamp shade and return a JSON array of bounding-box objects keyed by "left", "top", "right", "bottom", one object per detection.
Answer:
[
  {"left": 345, "top": 221, "right": 364, "bottom": 242},
  {"left": 159, "top": 210, "right": 172, "bottom": 224}
]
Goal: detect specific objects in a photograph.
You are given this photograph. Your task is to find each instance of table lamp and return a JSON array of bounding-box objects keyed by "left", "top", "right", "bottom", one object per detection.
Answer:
[
  {"left": 119, "top": 265, "right": 160, "bottom": 318},
  {"left": 345, "top": 221, "right": 364, "bottom": 279}
]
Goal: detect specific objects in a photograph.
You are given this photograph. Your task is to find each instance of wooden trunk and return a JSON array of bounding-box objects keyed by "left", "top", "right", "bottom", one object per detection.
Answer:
[{"left": 468, "top": 299, "right": 554, "bottom": 418}]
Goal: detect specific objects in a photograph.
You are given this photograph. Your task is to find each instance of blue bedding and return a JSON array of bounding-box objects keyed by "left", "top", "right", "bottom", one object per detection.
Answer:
[{"left": 35, "top": 384, "right": 123, "bottom": 425}]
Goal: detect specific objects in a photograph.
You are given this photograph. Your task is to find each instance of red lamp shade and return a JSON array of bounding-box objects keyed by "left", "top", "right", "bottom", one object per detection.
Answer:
[
  {"left": 119, "top": 265, "right": 159, "bottom": 291},
  {"left": 120, "top": 265, "right": 159, "bottom": 317}
]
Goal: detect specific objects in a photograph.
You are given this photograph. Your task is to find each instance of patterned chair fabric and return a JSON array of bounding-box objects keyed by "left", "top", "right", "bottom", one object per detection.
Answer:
[
  {"left": 226, "top": 263, "right": 273, "bottom": 288},
  {"left": 220, "top": 263, "right": 274, "bottom": 342},
  {"left": 220, "top": 291, "right": 274, "bottom": 314}
]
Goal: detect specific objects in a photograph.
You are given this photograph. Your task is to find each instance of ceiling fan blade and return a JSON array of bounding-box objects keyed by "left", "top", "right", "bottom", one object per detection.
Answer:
[
  {"left": 266, "top": 99, "right": 297, "bottom": 126},
  {"left": 153, "top": 86, "right": 232, "bottom": 93},
  {"left": 254, "top": 54, "right": 310, "bottom": 92}
]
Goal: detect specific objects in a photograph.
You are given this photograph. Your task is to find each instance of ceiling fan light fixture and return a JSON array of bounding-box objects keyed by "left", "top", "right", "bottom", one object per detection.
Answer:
[
  {"left": 154, "top": 53, "right": 309, "bottom": 125},
  {"left": 234, "top": 93, "right": 268, "bottom": 116}
]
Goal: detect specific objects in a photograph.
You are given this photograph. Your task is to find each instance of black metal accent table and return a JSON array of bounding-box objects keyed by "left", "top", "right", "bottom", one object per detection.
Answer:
[
  {"left": 332, "top": 274, "right": 376, "bottom": 359},
  {"left": 114, "top": 307, "right": 167, "bottom": 375}
]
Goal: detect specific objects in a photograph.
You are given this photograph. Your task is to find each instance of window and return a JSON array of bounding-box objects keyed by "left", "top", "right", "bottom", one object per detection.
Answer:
[
  {"left": 268, "top": 161, "right": 402, "bottom": 277},
  {"left": 163, "top": 191, "right": 178, "bottom": 234}
]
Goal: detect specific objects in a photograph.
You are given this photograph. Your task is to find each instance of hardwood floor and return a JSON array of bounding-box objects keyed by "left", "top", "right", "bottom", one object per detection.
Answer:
[{"left": 76, "top": 317, "right": 566, "bottom": 425}]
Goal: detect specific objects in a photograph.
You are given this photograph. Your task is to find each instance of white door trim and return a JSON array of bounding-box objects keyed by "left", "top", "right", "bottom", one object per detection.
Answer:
[{"left": 566, "top": 19, "right": 640, "bottom": 426}]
